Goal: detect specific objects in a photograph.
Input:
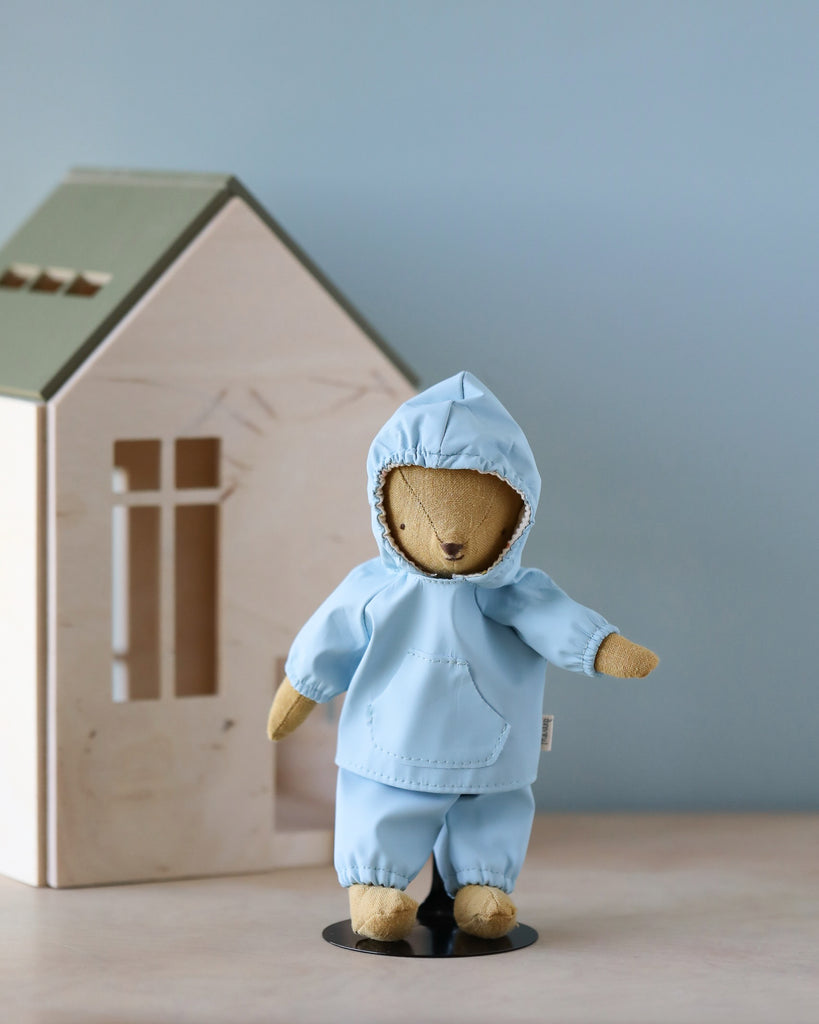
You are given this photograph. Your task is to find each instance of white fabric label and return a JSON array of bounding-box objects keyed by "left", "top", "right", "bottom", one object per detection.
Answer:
[{"left": 541, "top": 715, "right": 554, "bottom": 752}]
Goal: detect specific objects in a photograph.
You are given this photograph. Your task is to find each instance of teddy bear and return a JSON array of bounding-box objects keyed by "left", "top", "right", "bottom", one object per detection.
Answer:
[{"left": 267, "top": 371, "right": 658, "bottom": 942}]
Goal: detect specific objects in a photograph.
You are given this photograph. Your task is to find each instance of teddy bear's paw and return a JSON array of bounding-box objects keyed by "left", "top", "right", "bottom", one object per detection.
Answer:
[
  {"left": 454, "top": 885, "right": 517, "bottom": 939},
  {"left": 348, "top": 884, "right": 418, "bottom": 941}
]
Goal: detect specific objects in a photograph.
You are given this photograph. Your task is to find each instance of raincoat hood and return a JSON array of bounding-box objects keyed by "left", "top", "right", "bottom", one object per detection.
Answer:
[{"left": 367, "top": 371, "right": 541, "bottom": 588}]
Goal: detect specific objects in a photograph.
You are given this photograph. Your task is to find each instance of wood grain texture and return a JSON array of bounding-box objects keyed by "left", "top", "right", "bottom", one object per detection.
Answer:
[{"left": 47, "top": 197, "right": 413, "bottom": 886}]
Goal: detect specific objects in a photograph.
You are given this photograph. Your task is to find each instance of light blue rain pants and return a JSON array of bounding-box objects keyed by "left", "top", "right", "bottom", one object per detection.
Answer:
[{"left": 334, "top": 768, "right": 536, "bottom": 897}]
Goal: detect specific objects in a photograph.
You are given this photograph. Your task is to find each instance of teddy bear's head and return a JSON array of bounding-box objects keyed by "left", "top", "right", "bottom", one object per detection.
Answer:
[{"left": 382, "top": 465, "right": 524, "bottom": 576}]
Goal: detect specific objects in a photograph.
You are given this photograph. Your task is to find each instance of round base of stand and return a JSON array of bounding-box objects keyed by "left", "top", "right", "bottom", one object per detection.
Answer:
[{"left": 322, "top": 918, "right": 538, "bottom": 958}]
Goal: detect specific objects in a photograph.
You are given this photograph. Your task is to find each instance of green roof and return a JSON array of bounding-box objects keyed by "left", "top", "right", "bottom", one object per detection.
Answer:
[{"left": 0, "top": 168, "right": 413, "bottom": 401}]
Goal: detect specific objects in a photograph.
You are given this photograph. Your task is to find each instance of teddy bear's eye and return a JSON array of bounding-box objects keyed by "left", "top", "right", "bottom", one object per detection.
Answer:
[{"left": 400, "top": 523, "right": 406, "bottom": 530}]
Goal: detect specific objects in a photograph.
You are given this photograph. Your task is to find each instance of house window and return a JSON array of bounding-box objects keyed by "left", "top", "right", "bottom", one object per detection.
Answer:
[
  {"left": 31, "top": 267, "right": 73, "bottom": 293},
  {"left": 0, "top": 263, "right": 111, "bottom": 297},
  {"left": 0, "top": 263, "right": 38, "bottom": 289},
  {"left": 111, "top": 438, "right": 221, "bottom": 702},
  {"left": 66, "top": 272, "right": 110, "bottom": 297}
]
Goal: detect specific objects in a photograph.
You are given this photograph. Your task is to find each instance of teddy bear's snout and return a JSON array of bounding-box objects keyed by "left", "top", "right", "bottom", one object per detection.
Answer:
[{"left": 440, "top": 541, "right": 464, "bottom": 560}]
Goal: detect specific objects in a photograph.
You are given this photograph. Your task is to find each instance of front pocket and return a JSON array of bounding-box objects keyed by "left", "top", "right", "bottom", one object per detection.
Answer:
[{"left": 367, "top": 649, "right": 510, "bottom": 769}]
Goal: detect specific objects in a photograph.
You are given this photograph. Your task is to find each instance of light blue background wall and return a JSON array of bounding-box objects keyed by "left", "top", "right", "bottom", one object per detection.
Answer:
[{"left": 2, "top": 1, "right": 817, "bottom": 810}]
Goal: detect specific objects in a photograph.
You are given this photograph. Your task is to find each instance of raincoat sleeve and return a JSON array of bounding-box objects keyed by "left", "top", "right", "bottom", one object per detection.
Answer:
[
  {"left": 284, "top": 559, "right": 386, "bottom": 703},
  {"left": 477, "top": 568, "right": 619, "bottom": 676}
]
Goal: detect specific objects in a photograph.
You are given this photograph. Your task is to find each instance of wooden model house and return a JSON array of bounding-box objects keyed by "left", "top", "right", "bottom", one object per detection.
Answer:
[{"left": 0, "top": 169, "right": 414, "bottom": 888}]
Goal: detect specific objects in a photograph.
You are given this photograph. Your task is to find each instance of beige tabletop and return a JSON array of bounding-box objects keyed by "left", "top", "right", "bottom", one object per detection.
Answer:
[{"left": 2, "top": 813, "right": 817, "bottom": 1024}]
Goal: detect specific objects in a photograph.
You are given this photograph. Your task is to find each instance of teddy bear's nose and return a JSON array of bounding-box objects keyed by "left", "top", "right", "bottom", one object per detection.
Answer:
[{"left": 441, "top": 542, "right": 464, "bottom": 559}]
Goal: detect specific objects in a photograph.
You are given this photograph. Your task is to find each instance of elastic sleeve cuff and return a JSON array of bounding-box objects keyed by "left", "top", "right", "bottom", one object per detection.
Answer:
[
  {"left": 582, "top": 624, "right": 620, "bottom": 677},
  {"left": 284, "top": 666, "right": 337, "bottom": 704}
]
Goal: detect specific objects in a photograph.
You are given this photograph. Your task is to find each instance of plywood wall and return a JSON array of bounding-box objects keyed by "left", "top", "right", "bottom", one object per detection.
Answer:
[
  {"left": 47, "top": 198, "right": 413, "bottom": 885},
  {"left": 0, "top": 397, "right": 45, "bottom": 885}
]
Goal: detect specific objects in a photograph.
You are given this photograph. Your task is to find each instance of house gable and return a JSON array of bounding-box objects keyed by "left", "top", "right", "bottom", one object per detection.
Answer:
[
  {"left": 0, "top": 169, "right": 413, "bottom": 403},
  {"left": 0, "top": 169, "right": 417, "bottom": 886},
  {"left": 46, "top": 195, "right": 414, "bottom": 885}
]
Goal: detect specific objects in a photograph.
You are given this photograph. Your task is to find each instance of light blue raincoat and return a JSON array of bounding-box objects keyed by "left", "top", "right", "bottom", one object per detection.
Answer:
[{"left": 285, "top": 371, "right": 618, "bottom": 797}]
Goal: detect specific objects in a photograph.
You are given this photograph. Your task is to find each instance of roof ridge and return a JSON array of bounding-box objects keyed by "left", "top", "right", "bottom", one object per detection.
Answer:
[
  {"left": 0, "top": 169, "right": 415, "bottom": 401},
  {"left": 67, "top": 167, "right": 234, "bottom": 190}
]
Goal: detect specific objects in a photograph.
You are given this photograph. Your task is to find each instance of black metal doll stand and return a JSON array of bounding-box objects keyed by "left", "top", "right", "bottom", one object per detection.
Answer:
[{"left": 322, "top": 857, "right": 538, "bottom": 958}]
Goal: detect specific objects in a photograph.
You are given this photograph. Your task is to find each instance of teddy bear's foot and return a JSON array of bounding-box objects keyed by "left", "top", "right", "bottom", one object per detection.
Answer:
[
  {"left": 453, "top": 885, "right": 517, "bottom": 939},
  {"left": 348, "top": 884, "right": 418, "bottom": 941}
]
